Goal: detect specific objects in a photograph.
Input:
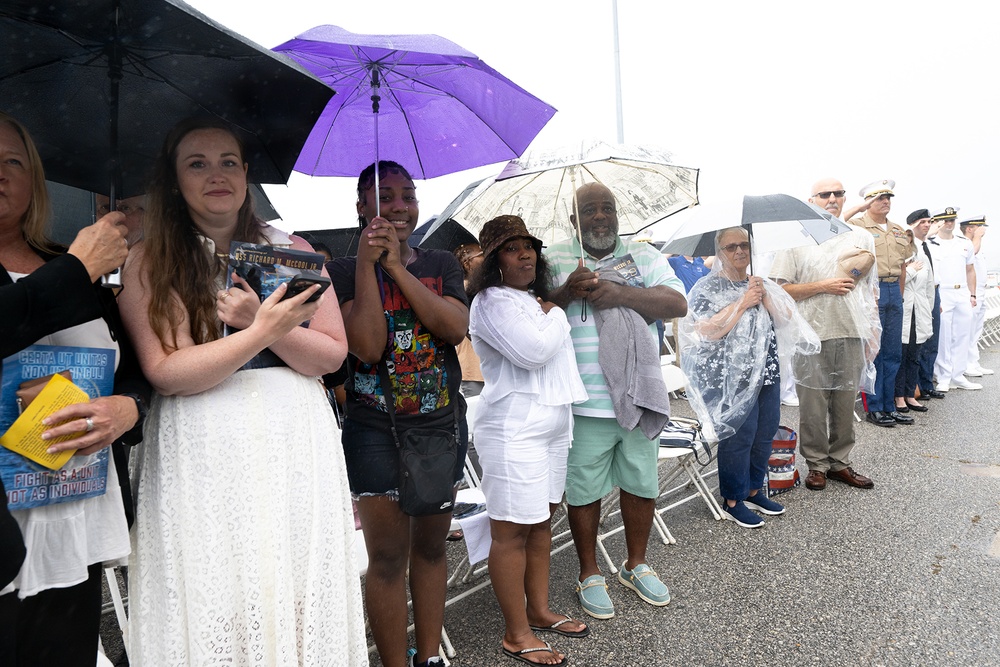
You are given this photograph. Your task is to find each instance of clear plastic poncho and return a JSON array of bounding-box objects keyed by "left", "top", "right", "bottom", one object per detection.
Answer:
[
  {"left": 679, "top": 234, "right": 820, "bottom": 442},
  {"left": 766, "top": 226, "right": 881, "bottom": 394}
]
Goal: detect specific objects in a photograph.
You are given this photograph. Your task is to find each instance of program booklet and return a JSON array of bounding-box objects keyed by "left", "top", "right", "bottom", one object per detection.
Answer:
[
  {"left": 0, "top": 344, "right": 116, "bottom": 510},
  {"left": 606, "top": 253, "right": 646, "bottom": 288},
  {"left": 224, "top": 242, "right": 325, "bottom": 336}
]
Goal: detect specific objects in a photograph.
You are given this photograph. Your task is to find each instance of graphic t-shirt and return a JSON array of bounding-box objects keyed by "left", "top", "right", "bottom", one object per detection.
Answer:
[{"left": 328, "top": 249, "right": 467, "bottom": 420}]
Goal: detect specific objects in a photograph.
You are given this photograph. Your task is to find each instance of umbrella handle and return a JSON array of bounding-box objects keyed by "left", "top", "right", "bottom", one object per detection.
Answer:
[{"left": 581, "top": 296, "right": 588, "bottom": 322}]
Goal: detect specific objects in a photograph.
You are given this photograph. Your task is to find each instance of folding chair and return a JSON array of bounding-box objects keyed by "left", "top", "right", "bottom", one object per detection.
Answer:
[
  {"left": 652, "top": 417, "right": 723, "bottom": 545},
  {"left": 447, "top": 393, "right": 490, "bottom": 588},
  {"left": 102, "top": 566, "right": 129, "bottom": 661},
  {"left": 661, "top": 354, "right": 686, "bottom": 399}
]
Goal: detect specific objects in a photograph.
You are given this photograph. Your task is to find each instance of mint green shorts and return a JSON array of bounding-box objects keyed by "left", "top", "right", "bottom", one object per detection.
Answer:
[{"left": 564, "top": 416, "right": 659, "bottom": 506}]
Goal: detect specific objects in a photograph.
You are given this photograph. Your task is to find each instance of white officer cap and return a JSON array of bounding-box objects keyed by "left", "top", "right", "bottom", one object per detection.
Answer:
[
  {"left": 859, "top": 179, "right": 895, "bottom": 199},
  {"left": 958, "top": 214, "right": 987, "bottom": 227},
  {"left": 930, "top": 206, "right": 960, "bottom": 221}
]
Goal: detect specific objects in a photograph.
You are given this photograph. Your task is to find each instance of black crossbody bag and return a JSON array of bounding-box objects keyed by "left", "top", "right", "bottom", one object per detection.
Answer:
[{"left": 376, "top": 362, "right": 459, "bottom": 516}]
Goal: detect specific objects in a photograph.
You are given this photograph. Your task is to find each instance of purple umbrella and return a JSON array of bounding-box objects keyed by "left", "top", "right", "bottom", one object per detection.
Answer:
[{"left": 273, "top": 25, "right": 557, "bottom": 203}]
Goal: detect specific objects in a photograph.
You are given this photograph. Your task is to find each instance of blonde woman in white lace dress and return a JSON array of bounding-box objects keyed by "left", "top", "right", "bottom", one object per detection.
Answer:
[{"left": 119, "top": 118, "right": 367, "bottom": 666}]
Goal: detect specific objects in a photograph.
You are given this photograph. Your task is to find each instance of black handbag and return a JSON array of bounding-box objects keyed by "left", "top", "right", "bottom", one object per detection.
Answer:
[{"left": 376, "top": 362, "right": 459, "bottom": 517}]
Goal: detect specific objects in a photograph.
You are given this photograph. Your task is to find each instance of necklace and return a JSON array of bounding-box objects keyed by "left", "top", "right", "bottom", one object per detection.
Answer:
[{"left": 400, "top": 246, "right": 416, "bottom": 267}]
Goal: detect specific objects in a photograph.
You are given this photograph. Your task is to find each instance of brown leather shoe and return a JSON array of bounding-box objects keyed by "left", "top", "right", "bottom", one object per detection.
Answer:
[
  {"left": 826, "top": 467, "right": 874, "bottom": 489},
  {"left": 804, "top": 470, "right": 826, "bottom": 491}
]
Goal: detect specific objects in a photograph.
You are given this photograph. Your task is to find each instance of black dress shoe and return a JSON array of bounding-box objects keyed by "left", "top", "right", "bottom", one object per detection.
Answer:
[
  {"left": 924, "top": 389, "right": 946, "bottom": 399},
  {"left": 895, "top": 404, "right": 910, "bottom": 413},
  {"left": 905, "top": 401, "right": 929, "bottom": 412},
  {"left": 866, "top": 411, "right": 896, "bottom": 427},
  {"left": 888, "top": 411, "right": 915, "bottom": 425}
]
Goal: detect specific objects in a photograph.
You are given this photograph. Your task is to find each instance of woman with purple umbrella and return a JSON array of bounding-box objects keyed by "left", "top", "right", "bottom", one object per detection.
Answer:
[{"left": 328, "top": 160, "right": 469, "bottom": 667}]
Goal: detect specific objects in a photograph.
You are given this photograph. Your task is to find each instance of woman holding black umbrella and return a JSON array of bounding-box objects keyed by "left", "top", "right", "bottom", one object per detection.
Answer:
[
  {"left": 0, "top": 111, "right": 147, "bottom": 666},
  {"left": 119, "top": 118, "right": 366, "bottom": 665},
  {"left": 680, "top": 227, "right": 817, "bottom": 529}
]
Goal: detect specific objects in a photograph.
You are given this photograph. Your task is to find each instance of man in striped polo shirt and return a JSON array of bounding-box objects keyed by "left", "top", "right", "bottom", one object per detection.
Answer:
[{"left": 547, "top": 183, "right": 686, "bottom": 620}]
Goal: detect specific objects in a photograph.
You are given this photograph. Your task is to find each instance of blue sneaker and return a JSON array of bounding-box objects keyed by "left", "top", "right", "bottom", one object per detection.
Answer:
[
  {"left": 744, "top": 493, "right": 785, "bottom": 516},
  {"left": 722, "top": 501, "right": 765, "bottom": 528},
  {"left": 575, "top": 574, "right": 615, "bottom": 619},
  {"left": 618, "top": 562, "right": 670, "bottom": 606}
]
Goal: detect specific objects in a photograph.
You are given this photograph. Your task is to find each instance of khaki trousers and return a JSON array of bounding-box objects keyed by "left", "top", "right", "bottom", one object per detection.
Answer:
[{"left": 795, "top": 339, "right": 862, "bottom": 472}]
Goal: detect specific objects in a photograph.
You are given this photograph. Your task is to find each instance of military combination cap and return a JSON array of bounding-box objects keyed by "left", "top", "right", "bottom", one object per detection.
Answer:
[
  {"left": 930, "top": 206, "right": 960, "bottom": 221},
  {"left": 958, "top": 214, "right": 987, "bottom": 227},
  {"left": 859, "top": 179, "right": 895, "bottom": 199}
]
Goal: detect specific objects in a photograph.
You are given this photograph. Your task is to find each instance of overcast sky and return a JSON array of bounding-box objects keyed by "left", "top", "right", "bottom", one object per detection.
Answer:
[{"left": 189, "top": 0, "right": 1000, "bottom": 265}]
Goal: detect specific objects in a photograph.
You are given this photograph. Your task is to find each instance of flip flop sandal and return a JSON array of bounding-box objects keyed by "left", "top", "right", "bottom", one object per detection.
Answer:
[
  {"left": 529, "top": 614, "right": 590, "bottom": 638},
  {"left": 502, "top": 641, "right": 567, "bottom": 666}
]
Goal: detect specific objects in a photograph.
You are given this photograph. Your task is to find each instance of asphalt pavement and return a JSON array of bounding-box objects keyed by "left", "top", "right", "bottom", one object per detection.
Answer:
[{"left": 100, "top": 349, "right": 1000, "bottom": 667}]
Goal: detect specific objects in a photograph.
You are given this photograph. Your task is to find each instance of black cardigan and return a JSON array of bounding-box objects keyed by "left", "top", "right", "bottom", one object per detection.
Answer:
[{"left": 0, "top": 247, "right": 150, "bottom": 528}]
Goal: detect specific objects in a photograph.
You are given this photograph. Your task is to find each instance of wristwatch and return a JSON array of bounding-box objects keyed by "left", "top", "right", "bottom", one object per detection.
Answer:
[{"left": 120, "top": 392, "right": 148, "bottom": 426}]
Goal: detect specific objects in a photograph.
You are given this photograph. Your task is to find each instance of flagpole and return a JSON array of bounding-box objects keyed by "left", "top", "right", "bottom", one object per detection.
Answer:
[{"left": 612, "top": 0, "right": 624, "bottom": 143}]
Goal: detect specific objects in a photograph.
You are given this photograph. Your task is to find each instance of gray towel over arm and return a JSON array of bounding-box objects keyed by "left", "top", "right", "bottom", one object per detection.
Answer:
[{"left": 593, "top": 272, "right": 671, "bottom": 439}]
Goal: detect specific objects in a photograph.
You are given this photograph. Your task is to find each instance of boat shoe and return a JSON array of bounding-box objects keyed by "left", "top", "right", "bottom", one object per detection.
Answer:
[
  {"left": 617, "top": 562, "right": 670, "bottom": 606},
  {"left": 575, "top": 574, "right": 615, "bottom": 619}
]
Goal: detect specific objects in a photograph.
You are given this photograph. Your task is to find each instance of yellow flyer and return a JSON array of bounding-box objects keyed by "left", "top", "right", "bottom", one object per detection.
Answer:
[{"left": 0, "top": 373, "right": 89, "bottom": 470}]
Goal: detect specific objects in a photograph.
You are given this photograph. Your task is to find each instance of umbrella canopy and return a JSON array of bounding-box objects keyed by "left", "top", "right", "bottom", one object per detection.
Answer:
[
  {"left": 46, "top": 182, "right": 280, "bottom": 246},
  {"left": 426, "top": 140, "right": 700, "bottom": 247},
  {"left": 272, "top": 25, "right": 557, "bottom": 180},
  {"left": 658, "top": 193, "right": 852, "bottom": 261},
  {"left": 0, "top": 0, "right": 333, "bottom": 198},
  {"left": 294, "top": 228, "right": 363, "bottom": 259},
  {"left": 410, "top": 218, "right": 479, "bottom": 251}
]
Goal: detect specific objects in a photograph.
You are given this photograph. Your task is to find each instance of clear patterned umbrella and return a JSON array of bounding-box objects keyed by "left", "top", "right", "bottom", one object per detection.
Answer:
[{"left": 428, "top": 139, "right": 700, "bottom": 247}]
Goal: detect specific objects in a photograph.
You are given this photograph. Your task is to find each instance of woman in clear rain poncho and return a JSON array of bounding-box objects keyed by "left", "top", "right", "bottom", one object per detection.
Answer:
[{"left": 679, "top": 227, "right": 819, "bottom": 529}]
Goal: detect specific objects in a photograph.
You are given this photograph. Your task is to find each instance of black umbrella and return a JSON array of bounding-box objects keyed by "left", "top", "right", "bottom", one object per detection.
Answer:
[
  {"left": 46, "top": 182, "right": 281, "bottom": 246},
  {"left": 659, "top": 194, "right": 852, "bottom": 271},
  {"left": 0, "top": 0, "right": 333, "bottom": 200},
  {"left": 294, "top": 228, "right": 362, "bottom": 259},
  {"left": 410, "top": 218, "right": 479, "bottom": 251}
]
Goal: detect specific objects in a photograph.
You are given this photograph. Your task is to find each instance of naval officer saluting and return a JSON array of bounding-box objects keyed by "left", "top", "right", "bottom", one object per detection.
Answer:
[{"left": 926, "top": 206, "right": 980, "bottom": 391}]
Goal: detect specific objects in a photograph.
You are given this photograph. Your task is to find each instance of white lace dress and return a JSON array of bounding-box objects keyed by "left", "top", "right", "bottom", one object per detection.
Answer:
[{"left": 128, "top": 366, "right": 367, "bottom": 666}]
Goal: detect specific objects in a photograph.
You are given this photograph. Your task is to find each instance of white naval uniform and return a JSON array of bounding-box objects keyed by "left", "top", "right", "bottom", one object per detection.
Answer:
[
  {"left": 967, "top": 247, "right": 988, "bottom": 370},
  {"left": 927, "top": 235, "right": 976, "bottom": 385}
]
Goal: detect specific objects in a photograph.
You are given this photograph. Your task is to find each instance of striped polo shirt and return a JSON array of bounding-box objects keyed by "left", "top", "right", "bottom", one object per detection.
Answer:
[{"left": 546, "top": 236, "right": 682, "bottom": 418}]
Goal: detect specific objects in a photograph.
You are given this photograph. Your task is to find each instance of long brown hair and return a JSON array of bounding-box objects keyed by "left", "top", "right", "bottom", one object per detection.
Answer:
[
  {"left": 141, "top": 117, "right": 266, "bottom": 349},
  {"left": 0, "top": 111, "right": 53, "bottom": 252}
]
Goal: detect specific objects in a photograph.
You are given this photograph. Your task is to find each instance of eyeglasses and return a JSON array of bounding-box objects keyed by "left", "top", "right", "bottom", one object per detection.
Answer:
[
  {"left": 813, "top": 190, "right": 846, "bottom": 199},
  {"left": 720, "top": 242, "right": 751, "bottom": 253}
]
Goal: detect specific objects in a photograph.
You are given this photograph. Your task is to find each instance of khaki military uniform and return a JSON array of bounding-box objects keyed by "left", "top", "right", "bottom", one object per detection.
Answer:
[{"left": 853, "top": 213, "right": 913, "bottom": 281}]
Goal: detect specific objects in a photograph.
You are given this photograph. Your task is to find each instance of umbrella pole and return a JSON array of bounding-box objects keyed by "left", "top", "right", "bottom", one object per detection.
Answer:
[
  {"left": 570, "top": 168, "right": 588, "bottom": 321},
  {"left": 371, "top": 68, "right": 381, "bottom": 219},
  {"left": 107, "top": 0, "right": 123, "bottom": 210},
  {"left": 100, "top": 1, "right": 123, "bottom": 289}
]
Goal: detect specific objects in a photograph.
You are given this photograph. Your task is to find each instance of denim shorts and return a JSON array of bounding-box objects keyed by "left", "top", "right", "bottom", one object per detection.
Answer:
[{"left": 341, "top": 411, "right": 469, "bottom": 498}]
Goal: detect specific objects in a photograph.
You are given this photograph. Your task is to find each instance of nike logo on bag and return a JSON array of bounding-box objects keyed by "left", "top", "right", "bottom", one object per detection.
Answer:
[{"left": 440, "top": 502, "right": 453, "bottom": 510}]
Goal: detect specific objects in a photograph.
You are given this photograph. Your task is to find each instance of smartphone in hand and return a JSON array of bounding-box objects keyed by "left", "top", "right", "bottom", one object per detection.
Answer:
[{"left": 281, "top": 275, "right": 331, "bottom": 303}]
